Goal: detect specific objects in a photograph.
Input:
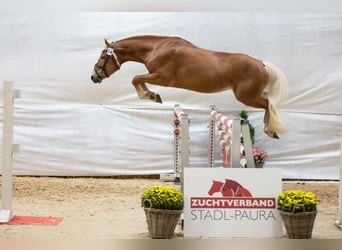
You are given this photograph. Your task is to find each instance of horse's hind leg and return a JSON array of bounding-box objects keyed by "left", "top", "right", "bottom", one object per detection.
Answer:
[
  {"left": 132, "top": 73, "right": 162, "bottom": 103},
  {"left": 234, "top": 88, "right": 279, "bottom": 139},
  {"left": 263, "top": 108, "right": 279, "bottom": 139},
  {"left": 255, "top": 101, "right": 280, "bottom": 139}
]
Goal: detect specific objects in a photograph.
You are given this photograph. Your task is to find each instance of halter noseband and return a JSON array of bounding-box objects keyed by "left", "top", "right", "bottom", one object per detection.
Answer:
[{"left": 94, "top": 42, "right": 121, "bottom": 79}]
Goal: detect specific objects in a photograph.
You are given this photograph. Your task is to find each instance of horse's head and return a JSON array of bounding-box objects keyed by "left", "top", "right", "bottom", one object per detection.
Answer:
[
  {"left": 91, "top": 38, "right": 121, "bottom": 84},
  {"left": 208, "top": 180, "right": 224, "bottom": 196}
]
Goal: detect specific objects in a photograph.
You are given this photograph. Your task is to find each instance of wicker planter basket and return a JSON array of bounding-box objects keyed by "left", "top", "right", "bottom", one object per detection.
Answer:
[
  {"left": 279, "top": 205, "right": 317, "bottom": 239},
  {"left": 144, "top": 207, "right": 182, "bottom": 239}
]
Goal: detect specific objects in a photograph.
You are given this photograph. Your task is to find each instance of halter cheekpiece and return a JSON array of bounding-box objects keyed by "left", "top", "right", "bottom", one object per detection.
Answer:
[
  {"left": 106, "top": 48, "right": 114, "bottom": 56},
  {"left": 106, "top": 43, "right": 121, "bottom": 69}
]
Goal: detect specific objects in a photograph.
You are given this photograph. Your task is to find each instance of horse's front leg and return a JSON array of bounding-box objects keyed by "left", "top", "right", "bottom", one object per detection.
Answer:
[{"left": 132, "top": 73, "right": 162, "bottom": 103}]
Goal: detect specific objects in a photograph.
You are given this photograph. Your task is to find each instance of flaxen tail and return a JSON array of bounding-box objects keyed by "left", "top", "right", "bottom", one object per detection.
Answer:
[{"left": 263, "top": 61, "right": 288, "bottom": 135}]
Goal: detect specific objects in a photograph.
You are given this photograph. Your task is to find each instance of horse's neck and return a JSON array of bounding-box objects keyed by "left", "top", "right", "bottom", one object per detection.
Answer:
[
  {"left": 114, "top": 37, "right": 158, "bottom": 63},
  {"left": 114, "top": 35, "right": 195, "bottom": 64},
  {"left": 222, "top": 180, "right": 239, "bottom": 192}
]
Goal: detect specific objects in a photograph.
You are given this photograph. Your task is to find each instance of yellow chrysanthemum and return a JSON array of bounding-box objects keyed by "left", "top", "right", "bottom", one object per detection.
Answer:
[
  {"left": 277, "top": 189, "right": 317, "bottom": 213},
  {"left": 141, "top": 185, "right": 183, "bottom": 210}
]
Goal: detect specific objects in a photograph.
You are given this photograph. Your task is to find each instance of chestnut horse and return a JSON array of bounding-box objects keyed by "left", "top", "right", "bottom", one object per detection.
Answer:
[{"left": 91, "top": 35, "right": 288, "bottom": 138}]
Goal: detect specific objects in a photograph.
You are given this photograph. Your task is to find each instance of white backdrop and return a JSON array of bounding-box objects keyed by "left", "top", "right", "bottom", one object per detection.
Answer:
[{"left": 0, "top": 12, "right": 341, "bottom": 179}]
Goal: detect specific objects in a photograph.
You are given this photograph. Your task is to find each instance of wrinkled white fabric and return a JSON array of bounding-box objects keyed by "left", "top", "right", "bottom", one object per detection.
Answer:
[{"left": 0, "top": 12, "right": 341, "bottom": 179}]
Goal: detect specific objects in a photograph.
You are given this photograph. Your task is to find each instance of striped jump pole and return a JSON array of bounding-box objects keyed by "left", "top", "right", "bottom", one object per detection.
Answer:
[
  {"left": 208, "top": 105, "right": 216, "bottom": 168},
  {"left": 173, "top": 104, "right": 190, "bottom": 191},
  {"left": 209, "top": 108, "right": 255, "bottom": 168}
]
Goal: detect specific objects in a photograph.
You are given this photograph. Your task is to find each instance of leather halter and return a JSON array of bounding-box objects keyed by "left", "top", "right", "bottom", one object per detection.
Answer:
[{"left": 94, "top": 42, "right": 121, "bottom": 79}]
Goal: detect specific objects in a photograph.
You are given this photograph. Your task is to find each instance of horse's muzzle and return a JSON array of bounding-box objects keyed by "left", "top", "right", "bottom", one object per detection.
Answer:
[{"left": 91, "top": 74, "right": 102, "bottom": 84}]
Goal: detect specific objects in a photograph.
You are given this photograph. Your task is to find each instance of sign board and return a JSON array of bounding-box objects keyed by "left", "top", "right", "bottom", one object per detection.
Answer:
[{"left": 183, "top": 168, "right": 282, "bottom": 238}]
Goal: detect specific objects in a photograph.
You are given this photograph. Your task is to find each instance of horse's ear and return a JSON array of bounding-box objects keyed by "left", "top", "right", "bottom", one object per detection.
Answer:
[{"left": 104, "top": 38, "right": 111, "bottom": 47}]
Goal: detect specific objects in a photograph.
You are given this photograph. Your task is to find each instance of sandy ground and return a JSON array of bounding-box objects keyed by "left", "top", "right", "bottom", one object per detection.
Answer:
[{"left": 0, "top": 176, "right": 341, "bottom": 239}]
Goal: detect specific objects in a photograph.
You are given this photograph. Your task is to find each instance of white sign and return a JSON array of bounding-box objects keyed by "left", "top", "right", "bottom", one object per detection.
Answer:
[{"left": 183, "top": 168, "right": 282, "bottom": 238}]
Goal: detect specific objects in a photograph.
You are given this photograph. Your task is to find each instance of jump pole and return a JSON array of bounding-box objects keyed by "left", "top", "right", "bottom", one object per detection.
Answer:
[
  {"left": 177, "top": 106, "right": 190, "bottom": 189},
  {"left": 0, "top": 81, "right": 21, "bottom": 223},
  {"left": 208, "top": 105, "right": 216, "bottom": 168},
  {"left": 160, "top": 104, "right": 190, "bottom": 188},
  {"left": 336, "top": 133, "right": 342, "bottom": 230},
  {"left": 209, "top": 106, "right": 255, "bottom": 168}
]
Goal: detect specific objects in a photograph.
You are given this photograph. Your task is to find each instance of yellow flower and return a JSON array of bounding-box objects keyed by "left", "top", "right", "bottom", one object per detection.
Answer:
[
  {"left": 141, "top": 185, "right": 183, "bottom": 210},
  {"left": 277, "top": 189, "right": 317, "bottom": 213}
]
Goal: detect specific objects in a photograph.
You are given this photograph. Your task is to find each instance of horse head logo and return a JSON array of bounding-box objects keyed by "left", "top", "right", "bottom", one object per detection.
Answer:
[{"left": 208, "top": 178, "right": 252, "bottom": 197}]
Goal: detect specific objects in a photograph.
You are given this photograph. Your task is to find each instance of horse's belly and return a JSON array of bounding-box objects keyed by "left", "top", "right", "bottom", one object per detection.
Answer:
[
  {"left": 173, "top": 62, "right": 233, "bottom": 93},
  {"left": 173, "top": 80, "right": 232, "bottom": 93}
]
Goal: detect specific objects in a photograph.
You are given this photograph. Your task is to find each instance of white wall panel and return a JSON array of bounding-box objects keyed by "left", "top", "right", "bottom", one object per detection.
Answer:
[{"left": 0, "top": 12, "right": 341, "bottom": 179}]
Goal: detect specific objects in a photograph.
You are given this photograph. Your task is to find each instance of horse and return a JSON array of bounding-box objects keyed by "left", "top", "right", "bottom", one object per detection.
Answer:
[
  {"left": 208, "top": 179, "right": 252, "bottom": 197},
  {"left": 91, "top": 35, "right": 288, "bottom": 139},
  {"left": 221, "top": 178, "right": 253, "bottom": 197}
]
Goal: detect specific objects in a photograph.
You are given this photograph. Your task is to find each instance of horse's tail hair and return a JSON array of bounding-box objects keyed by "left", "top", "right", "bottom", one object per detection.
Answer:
[{"left": 263, "top": 61, "right": 288, "bottom": 135}]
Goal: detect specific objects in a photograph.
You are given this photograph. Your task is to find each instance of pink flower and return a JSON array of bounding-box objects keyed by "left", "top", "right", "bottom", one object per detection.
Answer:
[{"left": 253, "top": 147, "right": 268, "bottom": 164}]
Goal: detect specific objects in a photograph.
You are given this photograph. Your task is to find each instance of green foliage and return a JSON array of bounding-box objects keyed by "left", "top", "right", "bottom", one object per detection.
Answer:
[
  {"left": 239, "top": 110, "right": 255, "bottom": 144},
  {"left": 277, "top": 190, "right": 317, "bottom": 213},
  {"left": 141, "top": 185, "right": 183, "bottom": 210}
]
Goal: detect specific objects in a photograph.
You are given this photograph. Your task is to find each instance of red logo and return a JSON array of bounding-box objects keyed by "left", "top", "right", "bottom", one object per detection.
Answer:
[
  {"left": 190, "top": 178, "right": 276, "bottom": 209},
  {"left": 208, "top": 179, "right": 252, "bottom": 197}
]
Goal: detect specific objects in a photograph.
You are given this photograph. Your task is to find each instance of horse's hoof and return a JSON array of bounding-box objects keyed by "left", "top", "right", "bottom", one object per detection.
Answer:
[
  {"left": 273, "top": 133, "right": 279, "bottom": 139},
  {"left": 269, "top": 132, "right": 279, "bottom": 139},
  {"left": 264, "top": 128, "right": 279, "bottom": 139},
  {"left": 155, "top": 94, "right": 162, "bottom": 103}
]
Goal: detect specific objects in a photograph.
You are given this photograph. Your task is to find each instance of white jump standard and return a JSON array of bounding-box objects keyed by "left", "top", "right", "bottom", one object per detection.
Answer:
[
  {"left": 336, "top": 134, "right": 342, "bottom": 230},
  {"left": 0, "top": 81, "right": 21, "bottom": 223},
  {"left": 160, "top": 104, "right": 190, "bottom": 185}
]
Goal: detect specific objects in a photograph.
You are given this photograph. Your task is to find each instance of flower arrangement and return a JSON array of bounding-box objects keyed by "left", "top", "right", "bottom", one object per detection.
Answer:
[
  {"left": 277, "top": 190, "right": 317, "bottom": 213},
  {"left": 253, "top": 146, "right": 268, "bottom": 165},
  {"left": 141, "top": 185, "right": 183, "bottom": 211}
]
